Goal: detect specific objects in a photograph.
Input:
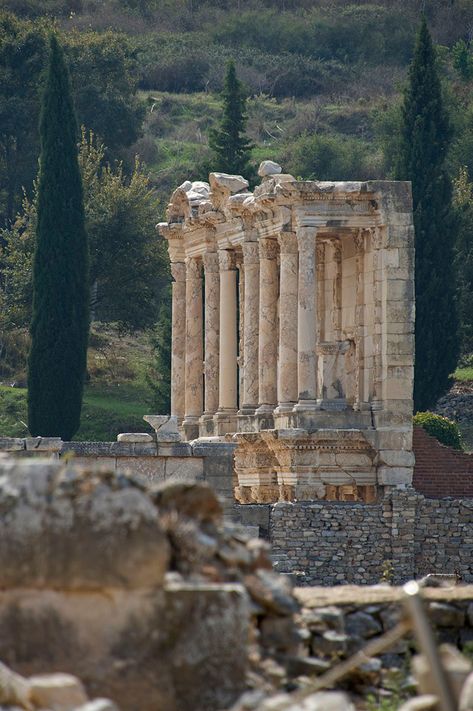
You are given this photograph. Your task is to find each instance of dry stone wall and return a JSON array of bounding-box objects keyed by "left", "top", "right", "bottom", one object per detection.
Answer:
[{"left": 238, "top": 488, "right": 473, "bottom": 585}]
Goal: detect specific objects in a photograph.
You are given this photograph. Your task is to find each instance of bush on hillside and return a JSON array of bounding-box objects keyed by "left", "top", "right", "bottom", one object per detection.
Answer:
[{"left": 413, "top": 412, "right": 463, "bottom": 451}]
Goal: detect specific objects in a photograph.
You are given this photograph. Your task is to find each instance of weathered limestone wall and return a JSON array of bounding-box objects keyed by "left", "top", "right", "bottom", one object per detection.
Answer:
[
  {"left": 0, "top": 436, "right": 236, "bottom": 518},
  {"left": 237, "top": 489, "right": 473, "bottom": 585},
  {"left": 0, "top": 458, "right": 254, "bottom": 711}
]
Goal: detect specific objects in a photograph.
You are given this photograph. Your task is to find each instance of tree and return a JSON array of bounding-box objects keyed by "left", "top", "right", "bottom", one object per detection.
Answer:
[
  {"left": 1, "top": 129, "right": 167, "bottom": 333},
  {"left": 146, "top": 292, "right": 171, "bottom": 414},
  {"left": 0, "top": 12, "right": 144, "bottom": 227},
  {"left": 453, "top": 166, "right": 473, "bottom": 355},
  {"left": 28, "top": 34, "right": 89, "bottom": 440},
  {"left": 395, "top": 17, "right": 458, "bottom": 411},
  {"left": 209, "top": 60, "right": 253, "bottom": 177}
]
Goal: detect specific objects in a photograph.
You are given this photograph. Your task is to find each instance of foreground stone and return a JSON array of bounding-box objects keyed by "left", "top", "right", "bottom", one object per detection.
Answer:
[{"left": 29, "top": 673, "right": 88, "bottom": 710}]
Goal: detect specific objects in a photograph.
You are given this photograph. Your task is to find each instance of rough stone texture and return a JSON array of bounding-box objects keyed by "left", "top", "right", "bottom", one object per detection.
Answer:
[
  {"left": 116, "top": 433, "right": 153, "bottom": 443},
  {"left": 29, "top": 673, "right": 88, "bottom": 710},
  {"left": 268, "top": 488, "right": 473, "bottom": 585},
  {"left": 0, "top": 459, "right": 170, "bottom": 590},
  {"left": 0, "top": 458, "right": 253, "bottom": 711}
]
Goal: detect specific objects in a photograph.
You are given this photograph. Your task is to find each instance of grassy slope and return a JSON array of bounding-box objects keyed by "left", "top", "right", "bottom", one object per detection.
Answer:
[{"left": 0, "top": 326, "right": 156, "bottom": 441}]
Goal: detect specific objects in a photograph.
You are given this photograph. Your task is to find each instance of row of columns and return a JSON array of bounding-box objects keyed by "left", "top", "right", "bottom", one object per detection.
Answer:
[{"left": 170, "top": 227, "right": 329, "bottom": 431}]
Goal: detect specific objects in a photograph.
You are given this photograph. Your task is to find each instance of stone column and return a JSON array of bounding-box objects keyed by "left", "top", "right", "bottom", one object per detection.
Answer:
[
  {"left": 275, "top": 232, "right": 298, "bottom": 413},
  {"left": 170, "top": 262, "right": 186, "bottom": 423},
  {"left": 183, "top": 256, "right": 203, "bottom": 440},
  {"left": 256, "top": 238, "right": 279, "bottom": 420},
  {"left": 239, "top": 242, "right": 260, "bottom": 414},
  {"left": 294, "top": 226, "right": 318, "bottom": 411},
  {"left": 202, "top": 252, "right": 220, "bottom": 433},
  {"left": 215, "top": 249, "right": 238, "bottom": 434}
]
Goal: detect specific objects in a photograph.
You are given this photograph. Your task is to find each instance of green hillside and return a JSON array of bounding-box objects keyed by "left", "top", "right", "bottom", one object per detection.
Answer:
[{"left": 1, "top": 0, "right": 473, "bottom": 438}]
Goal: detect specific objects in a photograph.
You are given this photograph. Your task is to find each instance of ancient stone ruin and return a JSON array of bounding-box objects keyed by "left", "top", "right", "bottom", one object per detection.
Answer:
[{"left": 159, "top": 161, "right": 415, "bottom": 504}]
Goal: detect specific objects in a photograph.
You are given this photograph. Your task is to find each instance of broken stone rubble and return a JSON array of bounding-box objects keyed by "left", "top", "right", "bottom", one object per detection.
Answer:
[{"left": 2, "top": 457, "right": 473, "bottom": 710}]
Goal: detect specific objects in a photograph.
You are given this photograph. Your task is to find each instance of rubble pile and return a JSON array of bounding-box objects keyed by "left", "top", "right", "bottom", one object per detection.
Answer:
[{"left": 1, "top": 458, "right": 473, "bottom": 710}]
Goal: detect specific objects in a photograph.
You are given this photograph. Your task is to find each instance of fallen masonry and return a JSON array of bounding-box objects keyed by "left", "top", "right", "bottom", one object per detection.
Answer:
[{"left": 2, "top": 457, "right": 473, "bottom": 711}]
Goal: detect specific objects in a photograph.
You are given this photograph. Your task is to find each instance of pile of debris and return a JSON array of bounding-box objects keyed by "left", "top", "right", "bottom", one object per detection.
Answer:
[{"left": 1, "top": 458, "right": 473, "bottom": 711}]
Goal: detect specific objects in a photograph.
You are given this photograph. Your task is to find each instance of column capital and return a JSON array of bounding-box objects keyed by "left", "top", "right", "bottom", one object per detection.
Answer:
[
  {"left": 185, "top": 255, "right": 202, "bottom": 279},
  {"left": 171, "top": 261, "right": 186, "bottom": 282},
  {"left": 242, "top": 241, "right": 259, "bottom": 264},
  {"left": 259, "top": 237, "right": 279, "bottom": 260},
  {"left": 218, "top": 249, "right": 236, "bottom": 272},
  {"left": 203, "top": 252, "right": 219, "bottom": 273},
  {"left": 278, "top": 231, "right": 297, "bottom": 254},
  {"left": 296, "top": 225, "right": 318, "bottom": 254}
]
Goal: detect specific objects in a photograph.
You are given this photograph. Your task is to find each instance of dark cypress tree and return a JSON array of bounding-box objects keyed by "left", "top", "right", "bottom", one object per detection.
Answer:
[
  {"left": 209, "top": 61, "right": 253, "bottom": 177},
  {"left": 28, "top": 35, "right": 89, "bottom": 440},
  {"left": 396, "top": 17, "right": 458, "bottom": 412}
]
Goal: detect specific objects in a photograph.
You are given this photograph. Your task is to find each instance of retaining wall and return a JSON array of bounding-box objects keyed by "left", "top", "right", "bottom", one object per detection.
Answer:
[{"left": 237, "top": 489, "right": 473, "bottom": 586}]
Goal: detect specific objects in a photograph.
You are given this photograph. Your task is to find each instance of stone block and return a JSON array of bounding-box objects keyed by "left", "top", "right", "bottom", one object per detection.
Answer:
[
  {"left": 386, "top": 333, "right": 415, "bottom": 356},
  {"left": 158, "top": 583, "right": 249, "bottom": 710},
  {"left": 376, "top": 428, "right": 413, "bottom": 451},
  {"left": 165, "top": 456, "right": 204, "bottom": 481},
  {"left": 0, "top": 438, "right": 25, "bottom": 452},
  {"left": 25, "top": 437, "right": 62, "bottom": 452},
  {"left": 75, "top": 701, "right": 119, "bottom": 711},
  {"left": 117, "top": 456, "right": 165, "bottom": 480},
  {"left": 0, "top": 661, "right": 30, "bottom": 707},
  {"left": 117, "top": 433, "right": 154, "bottom": 443},
  {"left": 209, "top": 172, "right": 249, "bottom": 194},
  {"left": 378, "top": 466, "right": 413, "bottom": 486},
  {"left": 157, "top": 442, "right": 192, "bottom": 457},
  {"left": 258, "top": 160, "right": 282, "bottom": 177},
  {"left": 0, "top": 459, "right": 170, "bottom": 590},
  {"left": 379, "top": 450, "right": 415, "bottom": 467},
  {"left": 386, "top": 279, "right": 414, "bottom": 303},
  {"left": 29, "top": 673, "right": 88, "bottom": 711}
]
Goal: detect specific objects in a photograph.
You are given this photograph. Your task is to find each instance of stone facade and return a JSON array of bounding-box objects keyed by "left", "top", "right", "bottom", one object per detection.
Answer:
[{"left": 159, "top": 163, "right": 415, "bottom": 504}]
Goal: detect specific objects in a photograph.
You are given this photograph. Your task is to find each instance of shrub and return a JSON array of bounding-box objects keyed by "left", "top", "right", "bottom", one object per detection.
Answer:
[{"left": 413, "top": 412, "right": 463, "bottom": 451}]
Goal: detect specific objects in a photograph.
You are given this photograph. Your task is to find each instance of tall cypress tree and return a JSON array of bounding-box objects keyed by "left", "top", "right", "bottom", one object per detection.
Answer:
[
  {"left": 209, "top": 61, "right": 253, "bottom": 177},
  {"left": 396, "top": 17, "right": 458, "bottom": 412},
  {"left": 28, "top": 35, "right": 89, "bottom": 440}
]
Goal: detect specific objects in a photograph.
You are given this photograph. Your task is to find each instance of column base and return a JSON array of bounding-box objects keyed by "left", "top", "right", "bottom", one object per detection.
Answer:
[
  {"left": 182, "top": 416, "right": 201, "bottom": 442},
  {"left": 214, "top": 409, "right": 238, "bottom": 436},
  {"left": 316, "top": 398, "right": 348, "bottom": 411},
  {"left": 237, "top": 406, "right": 258, "bottom": 433},
  {"left": 273, "top": 402, "right": 296, "bottom": 430},
  {"left": 254, "top": 403, "right": 275, "bottom": 431},
  {"left": 199, "top": 412, "right": 217, "bottom": 437},
  {"left": 293, "top": 399, "right": 319, "bottom": 413}
]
